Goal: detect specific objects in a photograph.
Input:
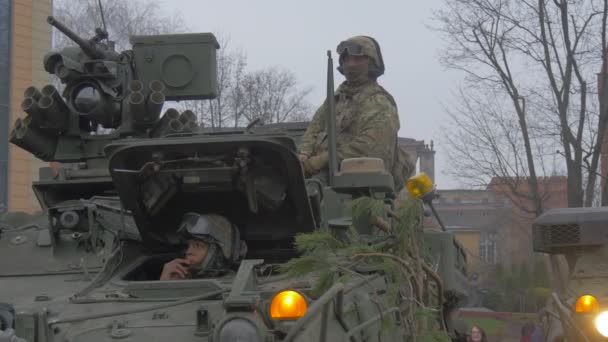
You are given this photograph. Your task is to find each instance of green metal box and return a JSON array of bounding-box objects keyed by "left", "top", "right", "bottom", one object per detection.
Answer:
[{"left": 130, "top": 33, "right": 219, "bottom": 100}]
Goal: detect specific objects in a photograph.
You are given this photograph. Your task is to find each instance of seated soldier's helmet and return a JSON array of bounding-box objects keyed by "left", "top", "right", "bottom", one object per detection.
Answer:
[
  {"left": 177, "top": 213, "right": 243, "bottom": 264},
  {"left": 336, "top": 36, "right": 385, "bottom": 79}
]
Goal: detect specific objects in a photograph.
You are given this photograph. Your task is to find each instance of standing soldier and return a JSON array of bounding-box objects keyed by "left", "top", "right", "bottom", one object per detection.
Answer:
[{"left": 299, "top": 36, "right": 408, "bottom": 186}]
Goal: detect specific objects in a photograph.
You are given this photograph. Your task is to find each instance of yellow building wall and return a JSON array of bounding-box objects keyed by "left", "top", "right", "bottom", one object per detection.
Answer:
[
  {"left": 8, "top": 0, "right": 52, "bottom": 212},
  {"left": 453, "top": 231, "right": 481, "bottom": 268}
]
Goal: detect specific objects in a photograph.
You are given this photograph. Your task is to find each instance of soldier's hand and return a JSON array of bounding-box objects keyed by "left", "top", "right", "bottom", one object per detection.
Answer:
[
  {"left": 303, "top": 153, "right": 328, "bottom": 175},
  {"left": 298, "top": 153, "right": 309, "bottom": 162},
  {"left": 160, "top": 258, "right": 191, "bottom": 280},
  {"left": 302, "top": 159, "right": 315, "bottom": 176}
]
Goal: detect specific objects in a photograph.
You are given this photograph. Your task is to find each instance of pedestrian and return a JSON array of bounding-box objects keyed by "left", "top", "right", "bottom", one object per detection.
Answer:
[
  {"left": 469, "top": 325, "right": 488, "bottom": 342},
  {"left": 520, "top": 322, "right": 535, "bottom": 342}
]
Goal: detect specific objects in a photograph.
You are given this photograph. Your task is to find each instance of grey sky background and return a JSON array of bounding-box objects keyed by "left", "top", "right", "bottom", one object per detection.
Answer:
[{"left": 159, "top": 0, "right": 463, "bottom": 189}]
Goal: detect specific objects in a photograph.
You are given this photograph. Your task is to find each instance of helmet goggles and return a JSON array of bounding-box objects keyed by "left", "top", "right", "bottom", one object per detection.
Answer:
[
  {"left": 178, "top": 212, "right": 216, "bottom": 244},
  {"left": 176, "top": 212, "right": 237, "bottom": 261},
  {"left": 337, "top": 40, "right": 365, "bottom": 57}
]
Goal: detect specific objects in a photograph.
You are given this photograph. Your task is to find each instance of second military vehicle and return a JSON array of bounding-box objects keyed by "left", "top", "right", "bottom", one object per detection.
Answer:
[{"left": 533, "top": 207, "right": 608, "bottom": 341}]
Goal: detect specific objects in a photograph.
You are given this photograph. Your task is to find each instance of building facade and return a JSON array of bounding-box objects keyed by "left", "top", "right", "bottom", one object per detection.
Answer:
[
  {"left": 398, "top": 137, "right": 435, "bottom": 181},
  {"left": 2, "top": 0, "right": 53, "bottom": 214},
  {"left": 428, "top": 176, "right": 569, "bottom": 270},
  {"left": 488, "top": 176, "right": 568, "bottom": 265},
  {"left": 0, "top": 0, "right": 12, "bottom": 213},
  {"left": 428, "top": 189, "right": 512, "bottom": 270}
]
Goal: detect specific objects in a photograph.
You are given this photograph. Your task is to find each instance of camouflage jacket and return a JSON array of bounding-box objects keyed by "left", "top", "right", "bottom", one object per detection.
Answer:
[{"left": 299, "top": 80, "right": 400, "bottom": 172}]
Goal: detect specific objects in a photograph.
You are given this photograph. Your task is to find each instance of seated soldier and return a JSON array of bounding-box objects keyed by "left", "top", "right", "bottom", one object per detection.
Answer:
[{"left": 160, "top": 213, "right": 245, "bottom": 280}]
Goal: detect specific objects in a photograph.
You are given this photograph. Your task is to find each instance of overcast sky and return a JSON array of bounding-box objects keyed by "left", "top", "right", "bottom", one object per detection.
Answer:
[{"left": 159, "top": 0, "right": 463, "bottom": 189}]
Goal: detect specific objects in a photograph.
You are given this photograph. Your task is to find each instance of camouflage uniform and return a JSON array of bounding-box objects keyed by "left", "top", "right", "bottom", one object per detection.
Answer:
[{"left": 299, "top": 36, "right": 400, "bottom": 179}]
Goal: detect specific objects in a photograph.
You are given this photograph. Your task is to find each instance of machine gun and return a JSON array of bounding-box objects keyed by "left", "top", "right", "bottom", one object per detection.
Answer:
[
  {"left": 8, "top": 16, "right": 219, "bottom": 209},
  {"left": 10, "top": 16, "right": 219, "bottom": 163}
]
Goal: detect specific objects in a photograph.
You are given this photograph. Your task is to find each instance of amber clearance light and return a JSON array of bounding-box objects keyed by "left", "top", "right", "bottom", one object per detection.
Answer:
[
  {"left": 576, "top": 295, "right": 599, "bottom": 313},
  {"left": 406, "top": 172, "right": 434, "bottom": 199},
  {"left": 270, "top": 290, "right": 307, "bottom": 319}
]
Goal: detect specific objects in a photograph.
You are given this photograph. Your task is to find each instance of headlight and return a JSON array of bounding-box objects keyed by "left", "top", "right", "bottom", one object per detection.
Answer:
[
  {"left": 576, "top": 295, "right": 599, "bottom": 313},
  {"left": 218, "top": 318, "right": 260, "bottom": 342},
  {"left": 270, "top": 290, "right": 307, "bottom": 319},
  {"left": 596, "top": 311, "right": 608, "bottom": 337}
]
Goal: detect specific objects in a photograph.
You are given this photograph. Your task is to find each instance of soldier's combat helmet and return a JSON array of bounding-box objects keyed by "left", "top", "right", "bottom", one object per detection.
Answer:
[
  {"left": 177, "top": 213, "right": 245, "bottom": 275},
  {"left": 336, "top": 36, "right": 385, "bottom": 79}
]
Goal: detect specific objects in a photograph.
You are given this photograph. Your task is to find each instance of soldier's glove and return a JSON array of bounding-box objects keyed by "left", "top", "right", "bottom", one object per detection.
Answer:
[{"left": 302, "top": 152, "right": 328, "bottom": 176}]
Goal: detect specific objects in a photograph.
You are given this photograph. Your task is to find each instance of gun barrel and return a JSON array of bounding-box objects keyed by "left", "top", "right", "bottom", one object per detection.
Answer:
[{"left": 47, "top": 16, "right": 101, "bottom": 59}]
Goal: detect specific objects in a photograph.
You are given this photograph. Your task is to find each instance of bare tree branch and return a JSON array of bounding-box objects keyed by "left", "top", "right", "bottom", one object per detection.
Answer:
[{"left": 434, "top": 0, "right": 606, "bottom": 210}]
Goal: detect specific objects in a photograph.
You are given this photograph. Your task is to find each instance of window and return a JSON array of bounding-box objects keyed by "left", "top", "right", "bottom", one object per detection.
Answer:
[
  {"left": 479, "top": 232, "right": 499, "bottom": 264},
  {"left": 0, "top": 0, "right": 11, "bottom": 214}
]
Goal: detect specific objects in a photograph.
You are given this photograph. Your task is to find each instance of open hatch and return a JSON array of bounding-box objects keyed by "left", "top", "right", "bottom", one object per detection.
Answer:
[{"left": 106, "top": 134, "right": 316, "bottom": 263}]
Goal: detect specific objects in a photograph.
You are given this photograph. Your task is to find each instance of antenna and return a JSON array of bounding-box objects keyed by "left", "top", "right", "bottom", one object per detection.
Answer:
[
  {"left": 97, "top": 0, "right": 108, "bottom": 40},
  {"left": 326, "top": 50, "right": 337, "bottom": 186}
]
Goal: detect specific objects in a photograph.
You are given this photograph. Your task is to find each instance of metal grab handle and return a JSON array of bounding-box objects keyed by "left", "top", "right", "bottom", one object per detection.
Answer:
[
  {"left": 284, "top": 283, "right": 345, "bottom": 342},
  {"left": 551, "top": 293, "right": 591, "bottom": 342},
  {"left": 344, "top": 307, "right": 399, "bottom": 341}
]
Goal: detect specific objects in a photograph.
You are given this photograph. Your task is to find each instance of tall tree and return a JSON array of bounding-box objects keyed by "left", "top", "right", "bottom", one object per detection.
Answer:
[
  {"left": 239, "top": 67, "right": 312, "bottom": 125},
  {"left": 182, "top": 38, "right": 312, "bottom": 129},
  {"left": 435, "top": 0, "right": 608, "bottom": 209},
  {"left": 53, "top": 0, "right": 186, "bottom": 50}
]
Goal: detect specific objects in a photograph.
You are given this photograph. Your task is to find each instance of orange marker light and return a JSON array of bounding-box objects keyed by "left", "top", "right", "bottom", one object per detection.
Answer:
[
  {"left": 270, "top": 290, "right": 307, "bottom": 319},
  {"left": 406, "top": 172, "right": 434, "bottom": 198},
  {"left": 576, "top": 295, "right": 599, "bottom": 313}
]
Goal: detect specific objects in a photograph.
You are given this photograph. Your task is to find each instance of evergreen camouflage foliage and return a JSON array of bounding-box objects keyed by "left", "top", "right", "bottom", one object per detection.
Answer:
[{"left": 281, "top": 195, "right": 450, "bottom": 341}]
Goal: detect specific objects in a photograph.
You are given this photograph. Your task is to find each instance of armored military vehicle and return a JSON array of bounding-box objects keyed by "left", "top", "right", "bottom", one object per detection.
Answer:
[
  {"left": 0, "top": 17, "right": 470, "bottom": 342},
  {"left": 533, "top": 207, "right": 608, "bottom": 341}
]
